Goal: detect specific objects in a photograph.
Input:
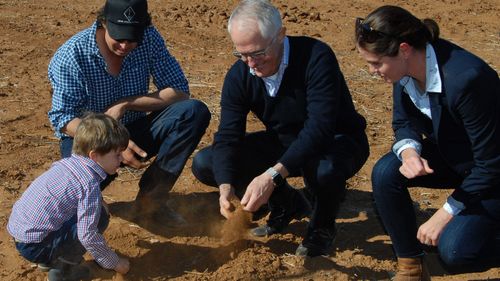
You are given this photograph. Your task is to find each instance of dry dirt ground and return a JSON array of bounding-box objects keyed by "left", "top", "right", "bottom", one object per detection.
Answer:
[{"left": 1, "top": 0, "right": 499, "bottom": 280}]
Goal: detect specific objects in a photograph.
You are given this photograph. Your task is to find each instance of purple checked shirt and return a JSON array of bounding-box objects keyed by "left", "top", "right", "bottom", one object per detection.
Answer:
[{"left": 7, "top": 154, "right": 120, "bottom": 269}]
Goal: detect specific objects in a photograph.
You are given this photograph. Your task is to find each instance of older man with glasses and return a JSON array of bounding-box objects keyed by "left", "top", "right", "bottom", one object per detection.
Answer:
[{"left": 192, "top": 0, "right": 369, "bottom": 257}]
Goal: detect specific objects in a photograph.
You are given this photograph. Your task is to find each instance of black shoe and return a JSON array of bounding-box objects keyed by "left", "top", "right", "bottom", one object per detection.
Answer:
[
  {"left": 37, "top": 262, "right": 51, "bottom": 272},
  {"left": 48, "top": 268, "right": 64, "bottom": 281},
  {"left": 47, "top": 267, "right": 90, "bottom": 281},
  {"left": 250, "top": 207, "right": 309, "bottom": 237},
  {"left": 251, "top": 187, "right": 311, "bottom": 237},
  {"left": 250, "top": 224, "right": 279, "bottom": 236},
  {"left": 48, "top": 257, "right": 90, "bottom": 281},
  {"left": 295, "top": 227, "right": 337, "bottom": 257}
]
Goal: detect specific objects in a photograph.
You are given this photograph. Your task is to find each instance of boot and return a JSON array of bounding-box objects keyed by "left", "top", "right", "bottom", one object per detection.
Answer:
[
  {"left": 250, "top": 184, "right": 311, "bottom": 237},
  {"left": 135, "top": 163, "right": 176, "bottom": 216},
  {"left": 295, "top": 226, "right": 337, "bottom": 257},
  {"left": 137, "top": 163, "right": 177, "bottom": 197},
  {"left": 47, "top": 257, "right": 90, "bottom": 281},
  {"left": 135, "top": 164, "right": 186, "bottom": 226},
  {"left": 393, "top": 257, "right": 431, "bottom": 281}
]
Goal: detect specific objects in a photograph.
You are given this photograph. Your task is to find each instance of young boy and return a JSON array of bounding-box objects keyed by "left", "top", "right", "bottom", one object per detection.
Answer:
[{"left": 8, "top": 113, "right": 130, "bottom": 280}]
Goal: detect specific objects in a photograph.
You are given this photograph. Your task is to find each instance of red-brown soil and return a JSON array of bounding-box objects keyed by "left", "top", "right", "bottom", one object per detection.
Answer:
[{"left": 0, "top": 0, "right": 499, "bottom": 280}]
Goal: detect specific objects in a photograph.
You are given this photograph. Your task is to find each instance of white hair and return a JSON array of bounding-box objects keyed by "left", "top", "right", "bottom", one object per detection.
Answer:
[{"left": 227, "top": 0, "right": 282, "bottom": 40}]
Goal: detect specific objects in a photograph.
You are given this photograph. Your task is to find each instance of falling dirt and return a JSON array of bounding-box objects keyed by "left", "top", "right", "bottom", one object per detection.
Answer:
[{"left": 220, "top": 200, "right": 252, "bottom": 243}]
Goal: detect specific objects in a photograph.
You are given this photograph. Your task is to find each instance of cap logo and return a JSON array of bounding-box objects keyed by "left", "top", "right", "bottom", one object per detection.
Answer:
[{"left": 123, "top": 6, "right": 136, "bottom": 22}]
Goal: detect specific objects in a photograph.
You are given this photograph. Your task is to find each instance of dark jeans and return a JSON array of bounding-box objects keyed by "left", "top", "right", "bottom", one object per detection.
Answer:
[
  {"left": 192, "top": 130, "right": 369, "bottom": 230},
  {"left": 371, "top": 140, "right": 500, "bottom": 266},
  {"left": 15, "top": 208, "right": 110, "bottom": 264},
  {"left": 60, "top": 99, "right": 210, "bottom": 192}
]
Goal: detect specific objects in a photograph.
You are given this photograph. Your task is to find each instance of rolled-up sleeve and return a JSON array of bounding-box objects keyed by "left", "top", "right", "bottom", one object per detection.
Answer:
[
  {"left": 147, "top": 28, "right": 189, "bottom": 95},
  {"left": 48, "top": 50, "right": 87, "bottom": 136}
]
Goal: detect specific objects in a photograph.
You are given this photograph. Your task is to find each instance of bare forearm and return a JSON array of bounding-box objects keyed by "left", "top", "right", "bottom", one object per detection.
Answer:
[
  {"left": 61, "top": 118, "right": 82, "bottom": 137},
  {"left": 121, "top": 88, "right": 189, "bottom": 112},
  {"left": 272, "top": 162, "right": 289, "bottom": 178}
]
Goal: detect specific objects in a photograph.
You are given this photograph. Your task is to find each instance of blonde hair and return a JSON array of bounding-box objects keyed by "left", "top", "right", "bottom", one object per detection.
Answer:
[{"left": 72, "top": 113, "right": 129, "bottom": 156}]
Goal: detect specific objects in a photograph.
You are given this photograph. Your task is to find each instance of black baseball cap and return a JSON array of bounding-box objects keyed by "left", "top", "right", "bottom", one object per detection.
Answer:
[{"left": 104, "top": 0, "right": 149, "bottom": 42}]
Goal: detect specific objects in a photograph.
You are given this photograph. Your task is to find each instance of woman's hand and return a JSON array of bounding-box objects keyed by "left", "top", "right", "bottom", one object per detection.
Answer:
[
  {"left": 417, "top": 207, "right": 453, "bottom": 246},
  {"left": 400, "top": 148, "right": 434, "bottom": 179}
]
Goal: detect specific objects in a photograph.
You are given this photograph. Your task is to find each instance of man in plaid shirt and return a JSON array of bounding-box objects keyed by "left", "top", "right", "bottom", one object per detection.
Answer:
[{"left": 47, "top": 0, "right": 210, "bottom": 222}]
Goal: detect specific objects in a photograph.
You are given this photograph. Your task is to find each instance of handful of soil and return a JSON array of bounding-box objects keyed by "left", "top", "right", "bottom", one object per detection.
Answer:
[{"left": 220, "top": 199, "right": 252, "bottom": 243}]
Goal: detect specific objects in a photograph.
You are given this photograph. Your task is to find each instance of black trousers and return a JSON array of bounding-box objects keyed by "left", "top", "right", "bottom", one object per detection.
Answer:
[{"left": 192, "top": 131, "right": 369, "bottom": 230}]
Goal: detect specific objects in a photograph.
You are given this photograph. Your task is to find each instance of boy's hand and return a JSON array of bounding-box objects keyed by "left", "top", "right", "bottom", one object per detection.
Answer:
[{"left": 114, "top": 257, "right": 130, "bottom": 275}]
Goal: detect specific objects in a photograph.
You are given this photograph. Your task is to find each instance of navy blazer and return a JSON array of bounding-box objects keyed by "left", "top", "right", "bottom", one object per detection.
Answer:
[{"left": 392, "top": 39, "right": 500, "bottom": 207}]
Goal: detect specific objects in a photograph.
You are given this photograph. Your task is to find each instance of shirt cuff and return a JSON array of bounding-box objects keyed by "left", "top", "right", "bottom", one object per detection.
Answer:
[
  {"left": 443, "top": 197, "right": 465, "bottom": 216},
  {"left": 95, "top": 250, "right": 120, "bottom": 270},
  {"left": 392, "top": 139, "right": 422, "bottom": 160}
]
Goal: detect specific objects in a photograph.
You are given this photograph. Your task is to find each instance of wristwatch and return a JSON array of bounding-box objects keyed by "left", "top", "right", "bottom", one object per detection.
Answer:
[{"left": 266, "top": 167, "right": 285, "bottom": 187}]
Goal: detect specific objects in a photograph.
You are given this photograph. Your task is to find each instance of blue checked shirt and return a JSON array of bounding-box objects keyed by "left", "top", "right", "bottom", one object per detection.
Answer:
[
  {"left": 7, "top": 155, "right": 120, "bottom": 269},
  {"left": 48, "top": 22, "right": 189, "bottom": 138}
]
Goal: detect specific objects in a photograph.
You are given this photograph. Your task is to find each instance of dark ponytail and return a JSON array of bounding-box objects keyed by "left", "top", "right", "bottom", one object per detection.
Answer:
[
  {"left": 422, "top": 18, "right": 440, "bottom": 43},
  {"left": 356, "top": 5, "right": 440, "bottom": 57}
]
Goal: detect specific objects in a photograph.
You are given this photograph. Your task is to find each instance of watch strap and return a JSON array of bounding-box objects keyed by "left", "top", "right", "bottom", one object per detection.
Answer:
[{"left": 266, "top": 167, "right": 285, "bottom": 187}]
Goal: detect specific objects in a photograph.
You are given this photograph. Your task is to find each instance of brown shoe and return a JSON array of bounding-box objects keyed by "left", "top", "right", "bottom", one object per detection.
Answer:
[{"left": 393, "top": 257, "right": 431, "bottom": 281}]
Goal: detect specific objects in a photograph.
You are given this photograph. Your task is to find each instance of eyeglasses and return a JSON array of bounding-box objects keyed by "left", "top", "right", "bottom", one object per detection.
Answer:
[
  {"left": 232, "top": 36, "right": 278, "bottom": 61},
  {"left": 355, "top": 17, "right": 399, "bottom": 43}
]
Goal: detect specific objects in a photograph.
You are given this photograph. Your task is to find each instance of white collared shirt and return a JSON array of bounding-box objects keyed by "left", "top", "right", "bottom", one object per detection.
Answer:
[
  {"left": 394, "top": 43, "right": 442, "bottom": 158},
  {"left": 393, "top": 44, "right": 462, "bottom": 216},
  {"left": 399, "top": 44, "right": 442, "bottom": 118},
  {"left": 250, "top": 37, "right": 290, "bottom": 97}
]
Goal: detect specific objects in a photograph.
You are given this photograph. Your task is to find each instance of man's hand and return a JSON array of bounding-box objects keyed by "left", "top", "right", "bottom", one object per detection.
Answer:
[
  {"left": 104, "top": 100, "right": 128, "bottom": 121},
  {"left": 114, "top": 257, "right": 130, "bottom": 274},
  {"left": 241, "top": 172, "right": 275, "bottom": 212},
  {"left": 417, "top": 207, "right": 453, "bottom": 246},
  {"left": 400, "top": 148, "right": 434, "bottom": 179},
  {"left": 121, "top": 140, "right": 148, "bottom": 169},
  {"left": 219, "top": 184, "right": 236, "bottom": 219}
]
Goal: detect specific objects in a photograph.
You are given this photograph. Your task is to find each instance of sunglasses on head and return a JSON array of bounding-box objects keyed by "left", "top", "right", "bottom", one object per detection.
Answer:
[{"left": 355, "top": 17, "right": 399, "bottom": 43}]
